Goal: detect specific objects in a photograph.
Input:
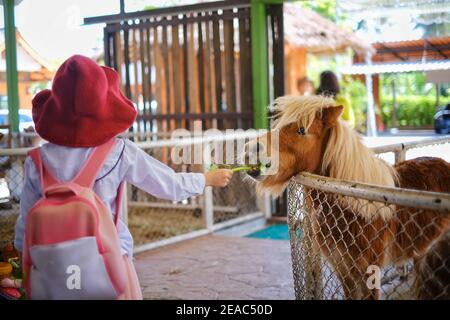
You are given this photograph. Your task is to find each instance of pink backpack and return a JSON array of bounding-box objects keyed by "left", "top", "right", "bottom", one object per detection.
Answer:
[{"left": 22, "top": 139, "right": 127, "bottom": 300}]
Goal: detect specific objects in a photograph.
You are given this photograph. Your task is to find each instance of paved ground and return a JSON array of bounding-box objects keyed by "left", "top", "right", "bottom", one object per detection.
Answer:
[{"left": 134, "top": 234, "right": 295, "bottom": 300}]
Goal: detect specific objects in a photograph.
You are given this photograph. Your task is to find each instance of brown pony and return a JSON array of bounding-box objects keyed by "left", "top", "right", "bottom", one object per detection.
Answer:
[
  {"left": 244, "top": 95, "right": 450, "bottom": 299},
  {"left": 413, "top": 229, "right": 450, "bottom": 299}
]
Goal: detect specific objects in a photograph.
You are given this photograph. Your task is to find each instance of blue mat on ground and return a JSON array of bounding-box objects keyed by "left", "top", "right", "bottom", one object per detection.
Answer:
[{"left": 245, "top": 224, "right": 289, "bottom": 240}]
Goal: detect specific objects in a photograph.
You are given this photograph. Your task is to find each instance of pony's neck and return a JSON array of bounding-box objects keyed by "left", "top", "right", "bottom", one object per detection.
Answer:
[{"left": 320, "top": 122, "right": 396, "bottom": 187}]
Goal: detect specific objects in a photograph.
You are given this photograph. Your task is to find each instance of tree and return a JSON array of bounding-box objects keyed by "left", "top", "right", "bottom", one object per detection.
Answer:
[{"left": 300, "top": 0, "right": 336, "bottom": 21}]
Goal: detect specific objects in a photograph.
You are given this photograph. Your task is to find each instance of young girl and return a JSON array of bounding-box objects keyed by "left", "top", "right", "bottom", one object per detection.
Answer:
[{"left": 13, "top": 55, "right": 232, "bottom": 299}]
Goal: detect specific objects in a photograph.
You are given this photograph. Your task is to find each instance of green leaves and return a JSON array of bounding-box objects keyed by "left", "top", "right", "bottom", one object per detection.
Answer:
[{"left": 207, "top": 163, "right": 266, "bottom": 173}]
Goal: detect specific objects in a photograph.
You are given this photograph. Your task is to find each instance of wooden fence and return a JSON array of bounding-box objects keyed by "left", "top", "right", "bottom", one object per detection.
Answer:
[{"left": 85, "top": 0, "right": 284, "bottom": 135}]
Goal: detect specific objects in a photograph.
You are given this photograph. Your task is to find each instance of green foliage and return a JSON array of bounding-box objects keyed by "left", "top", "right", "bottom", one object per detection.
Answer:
[
  {"left": 300, "top": 0, "right": 336, "bottom": 21},
  {"left": 379, "top": 72, "right": 449, "bottom": 128},
  {"left": 143, "top": 5, "right": 159, "bottom": 11},
  {"left": 341, "top": 77, "right": 367, "bottom": 132},
  {"left": 381, "top": 95, "right": 449, "bottom": 127},
  {"left": 30, "top": 82, "right": 50, "bottom": 95},
  {"left": 380, "top": 72, "right": 434, "bottom": 97}
]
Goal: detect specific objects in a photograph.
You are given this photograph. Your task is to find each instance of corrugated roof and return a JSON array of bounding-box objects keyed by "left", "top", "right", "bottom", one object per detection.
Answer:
[
  {"left": 370, "top": 37, "right": 450, "bottom": 62},
  {"left": 340, "top": 59, "right": 450, "bottom": 75}
]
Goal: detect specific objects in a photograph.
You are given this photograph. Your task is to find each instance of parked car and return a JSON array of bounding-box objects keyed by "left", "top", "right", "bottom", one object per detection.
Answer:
[
  {"left": 434, "top": 104, "right": 450, "bottom": 134},
  {"left": 0, "top": 109, "right": 34, "bottom": 133}
]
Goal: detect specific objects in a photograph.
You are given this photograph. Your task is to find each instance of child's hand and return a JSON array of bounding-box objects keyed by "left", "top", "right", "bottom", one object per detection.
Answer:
[{"left": 205, "top": 169, "right": 233, "bottom": 188}]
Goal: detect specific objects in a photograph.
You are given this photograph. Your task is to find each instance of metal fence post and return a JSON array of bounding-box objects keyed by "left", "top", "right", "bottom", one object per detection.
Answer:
[
  {"left": 395, "top": 149, "right": 406, "bottom": 163},
  {"left": 303, "top": 214, "right": 323, "bottom": 299},
  {"left": 257, "top": 193, "right": 272, "bottom": 219},
  {"left": 202, "top": 142, "right": 214, "bottom": 231},
  {"left": 202, "top": 186, "right": 214, "bottom": 231},
  {"left": 288, "top": 183, "right": 323, "bottom": 300}
]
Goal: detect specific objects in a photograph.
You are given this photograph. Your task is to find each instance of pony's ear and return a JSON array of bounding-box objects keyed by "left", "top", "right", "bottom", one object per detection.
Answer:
[{"left": 321, "top": 105, "right": 343, "bottom": 128}]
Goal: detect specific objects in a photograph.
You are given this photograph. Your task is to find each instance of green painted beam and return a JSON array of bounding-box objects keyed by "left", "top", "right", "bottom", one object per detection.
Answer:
[
  {"left": 250, "top": 0, "right": 269, "bottom": 129},
  {"left": 250, "top": 0, "right": 286, "bottom": 129},
  {"left": 3, "top": 0, "right": 20, "bottom": 133}
]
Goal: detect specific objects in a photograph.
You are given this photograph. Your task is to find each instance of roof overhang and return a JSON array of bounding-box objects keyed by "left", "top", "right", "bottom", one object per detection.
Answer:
[{"left": 340, "top": 60, "right": 450, "bottom": 75}]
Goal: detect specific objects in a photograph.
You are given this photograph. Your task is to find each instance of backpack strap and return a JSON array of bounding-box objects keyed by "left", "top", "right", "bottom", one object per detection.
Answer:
[
  {"left": 75, "top": 139, "right": 123, "bottom": 226},
  {"left": 72, "top": 139, "right": 117, "bottom": 188},
  {"left": 114, "top": 182, "right": 125, "bottom": 226},
  {"left": 28, "top": 148, "right": 59, "bottom": 191}
]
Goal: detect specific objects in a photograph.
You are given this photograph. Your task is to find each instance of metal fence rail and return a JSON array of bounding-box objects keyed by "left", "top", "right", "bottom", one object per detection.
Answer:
[
  {"left": 0, "top": 131, "right": 271, "bottom": 252},
  {"left": 288, "top": 136, "right": 450, "bottom": 300}
]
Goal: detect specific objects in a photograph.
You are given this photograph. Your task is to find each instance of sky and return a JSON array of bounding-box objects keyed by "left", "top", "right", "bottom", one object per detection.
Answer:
[
  {"left": 0, "top": 1, "right": 428, "bottom": 64},
  {"left": 0, "top": 0, "right": 191, "bottom": 63},
  {"left": 0, "top": 0, "right": 117, "bottom": 62}
]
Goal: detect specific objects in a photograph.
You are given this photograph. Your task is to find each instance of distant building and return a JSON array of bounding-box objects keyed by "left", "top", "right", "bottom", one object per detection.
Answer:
[
  {"left": 0, "top": 29, "right": 56, "bottom": 110},
  {"left": 283, "top": 4, "right": 372, "bottom": 94}
]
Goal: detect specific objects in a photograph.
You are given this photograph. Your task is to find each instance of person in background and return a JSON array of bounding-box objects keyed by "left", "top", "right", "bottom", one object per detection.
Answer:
[
  {"left": 296, "top": 77, "right": 315, "bottom": 96},
  {"left": 316, "top": 71, "right": 355, "bottom": 129}
]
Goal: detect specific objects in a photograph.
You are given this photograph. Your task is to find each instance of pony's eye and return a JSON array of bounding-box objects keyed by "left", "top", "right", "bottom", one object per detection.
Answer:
[{"left": 297, "top": 127, "right": 306, "bottom": 135}]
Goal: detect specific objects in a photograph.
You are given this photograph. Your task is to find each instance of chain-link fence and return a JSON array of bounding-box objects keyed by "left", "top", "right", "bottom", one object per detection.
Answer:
[
  {"left": 288, "top": 137, "right": 450, "bottom": 300},
  {"left": 0, "top": 152, "right": 25, "bottom": 242},
  {"left": 129, "top": 133, "right": 263, "bottom": 247},
  {"left": 0, "top": 132, "right": 269, "bottom": 251}
]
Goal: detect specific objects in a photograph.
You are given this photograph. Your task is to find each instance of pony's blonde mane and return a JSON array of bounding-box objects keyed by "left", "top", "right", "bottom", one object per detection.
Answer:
[{"left": 271, "top": 95, "right": 397, "bottom": 220}]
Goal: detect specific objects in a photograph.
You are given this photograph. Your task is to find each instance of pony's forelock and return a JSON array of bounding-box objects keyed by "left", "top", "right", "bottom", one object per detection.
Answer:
[{"left": 271, "top": 95, "right": 335, "bottom": 131}]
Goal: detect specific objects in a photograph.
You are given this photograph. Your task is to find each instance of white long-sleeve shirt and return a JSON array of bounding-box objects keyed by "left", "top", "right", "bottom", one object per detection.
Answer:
[{"left": 14, "top": 138, "right": 205, "bottom": 258}]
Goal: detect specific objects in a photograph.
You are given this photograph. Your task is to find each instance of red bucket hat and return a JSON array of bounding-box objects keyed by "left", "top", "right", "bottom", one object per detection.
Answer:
[{"left": 32, "top": 55, "right": 137, "bottom": 147}]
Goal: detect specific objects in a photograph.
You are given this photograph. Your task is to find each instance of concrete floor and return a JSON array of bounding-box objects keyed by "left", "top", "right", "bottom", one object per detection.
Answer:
[{"left": 134, "top": 234, "right": 295, "bottom": 300}]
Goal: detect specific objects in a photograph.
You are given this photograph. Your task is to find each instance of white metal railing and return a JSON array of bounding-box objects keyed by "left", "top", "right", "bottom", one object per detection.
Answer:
[
  {"left": 372, "top": 135, "right": 450, "bottom": 162},
  {"left": 0, "top": 131, "right": 271, "bottom": 252}
]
